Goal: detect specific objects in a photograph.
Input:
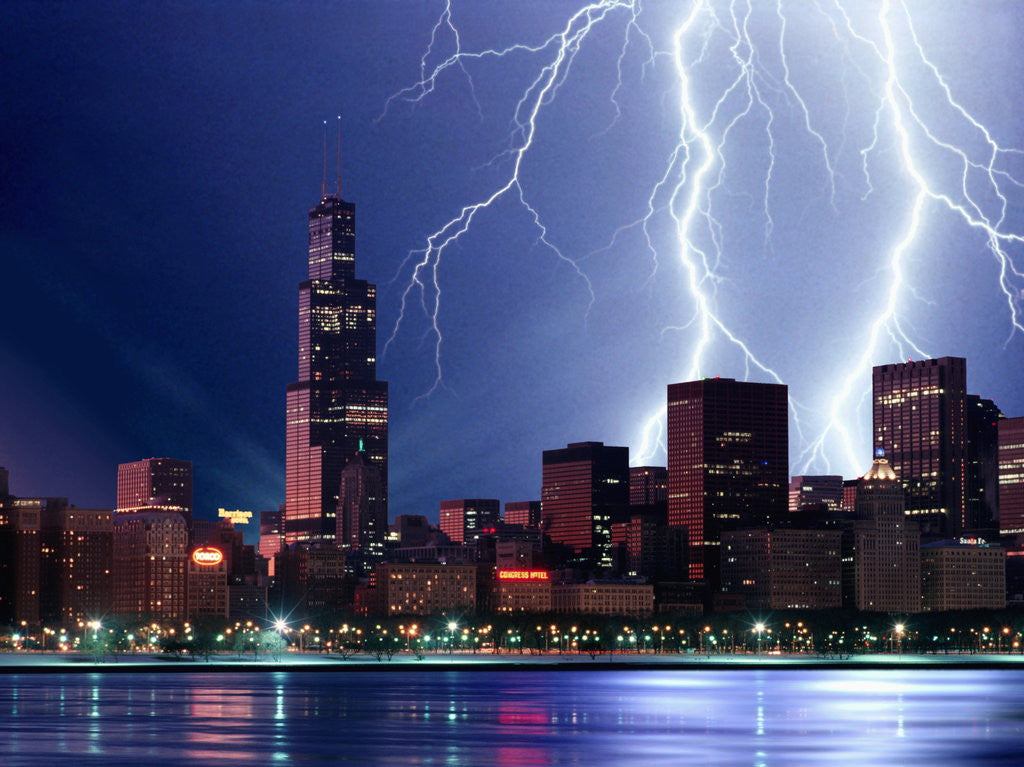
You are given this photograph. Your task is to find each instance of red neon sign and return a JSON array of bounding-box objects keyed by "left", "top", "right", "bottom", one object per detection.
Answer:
[
  {"left": 192, "top": 547, "right": 224, "bottom": 566},
  {"left": 497, "top": 569, "right": 549, "bottom": 581}
]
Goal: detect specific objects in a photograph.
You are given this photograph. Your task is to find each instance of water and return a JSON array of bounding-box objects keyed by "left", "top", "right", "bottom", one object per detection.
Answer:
[{"left": 1, "top": 669, "right": 1022, "bottom": 764}]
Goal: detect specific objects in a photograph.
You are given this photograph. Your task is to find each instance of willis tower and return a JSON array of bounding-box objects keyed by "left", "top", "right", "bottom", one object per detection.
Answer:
[{"left": 284, "top": 151, "right": 388, "bottom": 545}]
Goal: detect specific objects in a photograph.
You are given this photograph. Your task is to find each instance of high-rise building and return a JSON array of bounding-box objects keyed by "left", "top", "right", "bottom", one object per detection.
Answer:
[
  {"left": 667, "top": 378, "right": 789, "bottom": 585},
  {"left": 40, "top": 507, "right": 113, "bottom": 625},
  {"left": 113, "top": 512, "right": 188, "bottom": 620},
  {"left": 788, "top": 475, "right": 843, "bottom": 513},
  {"left": 337, "top": 451, "right": 386, "bottom": 564},
  {"left": 966, "top": 395, "right": 1003, "bottom": 531},
  {"left": 504, "top": 500, "right": 541, "bottom": 529},
  {"left": 439, "top": 499, "right": 500, "bottom": 544},
  {"left": 0, "top": 496, "right": 42, "bottom": 626},
  {"left": 999, "top": 417, "right": 1024, "bottom": 535},
  {"left": 258, "top": 508, "right": 284, "bottom": 575},
  {"left": 872, "top": 357, "right": 967, "bottom": 535},
  {"left": 721, "top": 528, "right": 842, "bottom": 610},
  {"left": 843, "top": 457, "right": 921, "bottom": 613},
  {"left": 187, "top": 545, "right": 229, "bottom": 618},
  {"left": 116, "top": 458, "right": 192, "bottom": 517},
  {"left": 284, "top": 188, "right": 388, "bottom": 545},
  {"left": 629, "top": 466, "right": 668, "bottom": 506},
  {"left": 541, "top": 441, "right": 629, "bottom": 569}
]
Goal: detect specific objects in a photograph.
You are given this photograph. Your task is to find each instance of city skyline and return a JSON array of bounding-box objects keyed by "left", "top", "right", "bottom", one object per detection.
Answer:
[{"left": 3, "top": 1, "right": 1023, "bottom": 533}]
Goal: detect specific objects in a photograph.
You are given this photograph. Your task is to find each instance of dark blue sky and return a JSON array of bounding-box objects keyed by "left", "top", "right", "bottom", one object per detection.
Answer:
[{"left": 3, "top": 1, "right": 1023, "bottom": 540}]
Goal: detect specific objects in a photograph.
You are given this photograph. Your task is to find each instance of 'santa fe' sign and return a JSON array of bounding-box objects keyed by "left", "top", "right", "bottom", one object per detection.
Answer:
[{"left": 192, "top": 547, "right": 224, "bottom": 566}]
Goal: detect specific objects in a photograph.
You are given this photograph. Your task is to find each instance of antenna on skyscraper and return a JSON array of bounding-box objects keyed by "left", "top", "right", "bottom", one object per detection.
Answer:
[
  {"left": 336, "top": 115, "right": 343, "bottom": 197},
  {"left": 321, "top": 119, "right": 328, "bottom": 199}
]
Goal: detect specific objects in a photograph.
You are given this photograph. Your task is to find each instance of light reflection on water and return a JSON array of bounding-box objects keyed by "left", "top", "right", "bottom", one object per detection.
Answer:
[{"left": 0, "top": 669, "right": 1022, "bottom": 764}]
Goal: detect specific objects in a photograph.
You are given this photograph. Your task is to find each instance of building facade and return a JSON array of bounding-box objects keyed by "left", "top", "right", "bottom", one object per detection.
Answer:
[
  {"left": 439, "top": 499, "right": 500, "bottom": 544},
  {"left": 40, "top": 507, "right": 113, "bottom": 625},
  {"left": 551, "top": 582, "right": 654, "bottom": 616},
  {"left": 966, "top": 395, "right": 1003, "bottom": 531},
  {"left": 113, "top": 512, "right": 188, "bottom": 621},
  {"left": 116, "top": 458, "right": 192, "bottom": 517},
  {"left": 504, "top": 500, "right": 541, "bottom": 529},
  {"left": 843, "top": 458, "right": 921, "bottom": 613},
  {"left": 872, "top": 357, "right": 967, "bottom": 535},
  {"left": 629, "top": 466, "right": 668, "bottom": 506},
  {"left": 667, "top": 378, "right": 789, "bottom": 585},
  {"left": 364, "top": 562, "right": 478, "bottom": 616},
  {"left": 788, "top": 475, "right": 843, "bottom": 513},
  {"left": 491, "top": 570, "right": 552, "bottom": 613},
  {"left": 921, "top": 539, "right": 1005, "bottom": 611},
  {"left": 541, "top": 442, "right": 629, "bottom": 569},
  {"left": 721, "top": 528, "right": 842, "bottom": 609},
  {"left": 337, "top": 451, "right": 386, "bottom": 566},
  {"left": 284, "top": 191, "right": 388, "bottom": 545},
  {"left": 998, "top": 417, "right": 1024, "bottom": 535},
  {"left": 187, "top": 546, "right": 229, "bottom": 618}
]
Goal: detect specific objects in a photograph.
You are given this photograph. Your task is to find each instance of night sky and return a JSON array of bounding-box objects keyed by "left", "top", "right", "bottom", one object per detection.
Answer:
[{"left": 3, "top": 1, "right": 1022, "bottom": 540}]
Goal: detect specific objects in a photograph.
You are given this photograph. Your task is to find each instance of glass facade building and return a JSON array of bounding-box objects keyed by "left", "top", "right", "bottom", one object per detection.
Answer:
[{"left": 285, "top": 193, "right": 388, "bottom": 544}]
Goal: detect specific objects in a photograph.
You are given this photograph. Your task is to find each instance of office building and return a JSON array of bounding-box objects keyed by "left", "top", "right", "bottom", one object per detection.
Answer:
[
  {"left": 921, "top": 538, "right": 1005, "bottom": 611},
  {"left": 504, "top": 500, "right": 541, "bottom": 529},
  {"left": 187, "top": 546, "right": 229, "bottom": 618},
  {"left": 541, "top": 441, "right": 629, "bottom": 569},
  {"left": 40, "top": 507, "right": 113, "bottom": 625},
  {"left": 788, "top": 475, "right": 843, "bottom": 513},
  {"left": 966, "top": 395, "right": 1002, "bottom": 531},
  {"left": 629, "top": 466, "right": 668, "bottom": 506},
  {"left": 551, "top": 582, "right": 654, "bottom": 616},
  {"left": 116, "top": 458, "right": 192, "bottom": 517},
  {"left": 439, "top": 498, "right": 500, "bottom": 544},
  {"left": 0, "top": 495, "right": 43, "bottom": 626},
  {"left": 843, "top": 457, "right": 921, "bottom": 613},
  {"left": 667, "top": 378, "right": 789, "bottom": 585},
  {"left": 113, "top": 512, "right": 188, "bottom": 620},
  {"left": 258, "top": 509, "right": 284, "bottom": 575},
  {"left": 721, "top": 528, "right": 842, "bottom": 609},
  {"left": 998, "top": 417, "right": 1024, "bottom": 535},
  {"left": 284, "top": 186, "right": 388, "bottom": 545},
  {"left": 357, "top": 562, "right": 478, "bottom": 616},
  {"left": 872, "top": 357, "right": 967, "bottom": 534},
  {"left": 337, "top": 450, "right": 386, "bottom": 565}
]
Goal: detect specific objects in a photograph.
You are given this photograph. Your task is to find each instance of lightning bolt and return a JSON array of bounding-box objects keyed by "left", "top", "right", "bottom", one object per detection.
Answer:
[{"left": 385, "top": 0, "right": 1024, "bottom": 478}]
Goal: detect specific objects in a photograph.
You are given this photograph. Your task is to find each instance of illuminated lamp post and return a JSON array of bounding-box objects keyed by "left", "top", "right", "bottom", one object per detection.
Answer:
[
  {"left": 754, "top": 623, "right": 766, "bottom": 655},
  {"left": 893, "top": 623, "right": 905, "bottom": 655}
]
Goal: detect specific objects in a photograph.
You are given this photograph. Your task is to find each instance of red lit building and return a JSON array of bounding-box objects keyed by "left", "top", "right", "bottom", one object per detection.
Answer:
[
  {"left": 504, "top": 500, "right": 541, "bottom": 529},
  {"left": 998, "top": 417, "right": 1024, "bottom": 535},
  {"left": 872, "top": 357, "right": 968, "bottom": 535},
  {"left": 629, "top": 466, "right": 667, "bottom": 506},
  {"left": 285, "top": 191, "right": 388, "bottom": 545},
  {"left": 541, "top": 442, "right": 629, "bottom": 569},
  {"left": 667, "top": 378, "right": 788, "bottom": 586},
  {"left": 439, "top": 499, "right": 500, "bottom": 544},
  {"left": 116, "top": 458, "right": 192, "bottom": 518}
]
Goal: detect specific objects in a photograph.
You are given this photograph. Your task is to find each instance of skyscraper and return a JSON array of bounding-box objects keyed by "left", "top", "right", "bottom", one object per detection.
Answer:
[
  {"left": 843, "top": 456, "right": 921, "bottom": 613},
  {"left": 872, "top": 357, "right": 967, "bottom": 534},
  {"left": 667, "top": 378, "right": 788, "bottom": 585},
  {"left": 541, "top": 441, "right": 629, "bottom": 569},
  {"left": 629, "top": 466, "right": 668, "bottom": 507},
  {"left": 788, "top": 475, "right": 843, "bottom": 513},
  {"left": 116, "top": 458, "right": 192, "bottom": 517},
  {"left": 998, "top": 417, "right": 1024, "bottom": 535},
  {"left": 965, "top": 394, "right": 1003, "bottom": 531},
  {"left": 337, "top": 450, "right": 386, "bottom": 564},
  {"left": 439, "top": 499, "right": 500, "bottom": 544},
  {"left": 284, "top": 186, "right": 388, "bottom": 545}
]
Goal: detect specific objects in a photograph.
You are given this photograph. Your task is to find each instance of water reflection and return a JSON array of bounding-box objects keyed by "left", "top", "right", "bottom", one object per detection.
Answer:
[{"left": 0, "top": 669, "right": 1021, "bottom": 764}]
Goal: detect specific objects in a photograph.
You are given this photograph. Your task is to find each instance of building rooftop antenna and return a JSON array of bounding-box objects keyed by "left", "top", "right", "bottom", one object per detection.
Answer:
[
  {"left": 336, "top": 115, "right": 343, "bottom": 198},
  {"left": 321, "top": 119, "right": 328, "bottom": 199}
]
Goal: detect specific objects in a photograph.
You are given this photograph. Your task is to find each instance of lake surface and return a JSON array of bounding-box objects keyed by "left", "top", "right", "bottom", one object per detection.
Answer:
[{"left": 1, "top": 669, "right": 1022, "bottom": 764}]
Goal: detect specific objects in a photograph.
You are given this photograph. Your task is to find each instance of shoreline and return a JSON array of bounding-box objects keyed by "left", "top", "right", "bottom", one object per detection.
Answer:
[{"left": 4, "top": 652, "right": 1024, "bottom": 673}]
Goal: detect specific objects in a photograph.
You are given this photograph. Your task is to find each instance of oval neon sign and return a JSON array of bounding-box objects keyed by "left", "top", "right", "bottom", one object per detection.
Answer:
[{"left": 192, "top": 547, "right": 224, "bottom": 566}]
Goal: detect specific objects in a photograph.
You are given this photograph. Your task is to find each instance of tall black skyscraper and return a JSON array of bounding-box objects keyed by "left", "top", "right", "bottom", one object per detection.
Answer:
[{"left": 284, "top": 180, "right": 388, "bottom": 545}]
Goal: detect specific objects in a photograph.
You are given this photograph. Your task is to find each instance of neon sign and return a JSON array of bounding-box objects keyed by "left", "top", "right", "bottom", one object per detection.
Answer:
[
  {"left": 192, "top": 547, "right": 224, "bottom": 566},
  {"left": 497, "top": 570, "right": 549, "bottom": 581}
]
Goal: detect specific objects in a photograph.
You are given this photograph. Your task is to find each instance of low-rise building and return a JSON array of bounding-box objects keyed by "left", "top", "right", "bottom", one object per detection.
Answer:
[
  {"left": 360, "top": 562, "right": 478, "bottom": 616},
  {"left": 921, "top": 538, "right": 1006, "bottom": 611},
  {"left": 551, "top": 582, "right": 653, "bottom": 616},
  {"left": 491, "top": 569, "right": 552, "bottom": 613}
]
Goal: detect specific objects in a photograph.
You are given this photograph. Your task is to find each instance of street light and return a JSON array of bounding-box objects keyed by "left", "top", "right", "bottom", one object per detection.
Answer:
[{"left": 754, "top": 623, "right": 766, "bottom": 655}]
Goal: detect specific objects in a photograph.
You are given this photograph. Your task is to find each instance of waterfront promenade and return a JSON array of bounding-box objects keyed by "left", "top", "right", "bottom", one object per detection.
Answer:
[{"left": 4, "top": 650, "right": 1024, "bottom": 672}]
